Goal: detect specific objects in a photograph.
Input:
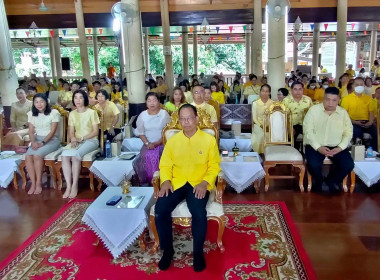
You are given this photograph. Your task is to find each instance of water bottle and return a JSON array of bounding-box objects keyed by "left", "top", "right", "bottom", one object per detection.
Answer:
[
  {"left": 366, "top": 146, "right": 373, "bottom": 158},
  {"left": 105, "top": 140, "right": 111, "bottom": 158}
]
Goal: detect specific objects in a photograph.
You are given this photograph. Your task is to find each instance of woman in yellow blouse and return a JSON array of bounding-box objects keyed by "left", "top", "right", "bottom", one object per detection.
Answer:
[
  {"left": 210, "top": 81, "right": 225, "bottom": 104},
  {"left": 338, "top": 73, "right": 349, "bottom": 98},
  {"left": 305, "top": 80, "right": 317, "bottom": 101},
  {"left": 3, "top": 88, "right": 33, "bottom": 146},
  {"left": 314, "top": 79, "right": 329, "bottom": 103},
  {"left": 61, "top": 90, "right": 100, "bottom": 199},
  {"left": 165, "top": 87, "right": 186, "bottom": 113},
  {"left": 111, "top": 82, "right": 127, "bottom": 105},
  {"left": 251, "top": 84, "right": 274, "bottom": 154},
  {"left": 95, "top": 89, "right": 121, "bottom": 142}
]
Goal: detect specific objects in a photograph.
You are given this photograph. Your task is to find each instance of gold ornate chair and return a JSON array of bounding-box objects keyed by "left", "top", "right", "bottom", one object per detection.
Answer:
[
  {"left": 54, "top": 108, "right": 104, "bottom": 191},
  {"left": 18, "top": 105, "right": 69, "bottom": 189},
  {"left": 263, "top": 102, "right": 305, "bottom": 192},
  {"left": 149, "top": 109, "right": 226, "bottom": 253}
]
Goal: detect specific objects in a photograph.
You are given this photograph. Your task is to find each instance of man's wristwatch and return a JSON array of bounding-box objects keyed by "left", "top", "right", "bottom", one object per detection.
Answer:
[
  {"left": 144, "top": 142, "right": 149, "bottom": 146},
  {"left": 42, "top": 141, "right": 46, "bottom": 145}
]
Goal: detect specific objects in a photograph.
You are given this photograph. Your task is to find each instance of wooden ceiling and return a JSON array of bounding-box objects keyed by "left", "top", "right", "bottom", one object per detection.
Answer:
[{"left": 5, "top": 0, "right": 380, "bottom": 29}]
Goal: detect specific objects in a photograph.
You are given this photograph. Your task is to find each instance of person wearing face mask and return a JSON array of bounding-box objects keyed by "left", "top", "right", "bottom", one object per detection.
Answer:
[
  {"left": 305, "top": 80, "right": 317, "bottom": 101},
  {"left": 341, "top": 77, "right": 378, "bottom": 151},
  {"left": 286, "top": 78, "right": 295, "bottom": 91},
  {"left": 314, "top": 79, "right": 329, "bottom": 102}
]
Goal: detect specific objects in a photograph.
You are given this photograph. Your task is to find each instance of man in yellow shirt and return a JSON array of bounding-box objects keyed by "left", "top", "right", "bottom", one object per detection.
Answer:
[
  {"left": 303, "top": 87, "right": 354, "bottom": 193},
  {"left": 89, "top": 81, "right": 101, "bottom": 105},
  {"left": 29, "top": 78, "right": 45, "bottom": 94},
  {"left": 282, "top": 81, "right": 313, "bottom": 150},
  {"left": 155, "top": 104, "right": 221, "bottom": 272},
  {"left": 345, "top": 64, "right": 355, "bottom": 78},
  {"left": 341, "top": 77, "right": 377, "bottom": 150},
  {"left": 152, "top": 76, "right": 169, "bottom": 103},
  {"left": 99, "top": 77, "right": 111, "bottom": 94},
  {"left": 243, "top": 74, "right": 261, "bottom": 103},
  {"left": 190, "top": 85, "right": 218, "bottom": 127}
]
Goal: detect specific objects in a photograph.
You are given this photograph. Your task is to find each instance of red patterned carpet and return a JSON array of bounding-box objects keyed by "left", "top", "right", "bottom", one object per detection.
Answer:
[{"left": 0, "top": 200, "right": 316, "bottom": 280}]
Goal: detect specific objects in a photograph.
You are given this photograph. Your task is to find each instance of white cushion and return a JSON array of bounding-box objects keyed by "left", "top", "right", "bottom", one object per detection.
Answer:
[
  {"left": 164, "top": 129, "right": 181, "bottom": 141},
  {"left": 82, "top": 148, "right": 101, "bottom": 161},
  {"left": 270, "top": 111, "right": 287, "bottom": 142},
  {"left": 150, "top": 189, "right": 224, "bottom": 218},
  {"left": 264, "top": 145, "right": 303, "bottom": 161},
  {"left": 202, "top": 128, "right": 216, "bottom": 137},
  {"left": 44, "top": 147, "right": 63, "bottom": 160}
]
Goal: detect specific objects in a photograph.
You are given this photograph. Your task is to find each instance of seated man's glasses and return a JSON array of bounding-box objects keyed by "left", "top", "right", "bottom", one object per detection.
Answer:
[{"left": 179, "top": 116, "right": 196, "bottom": 123}]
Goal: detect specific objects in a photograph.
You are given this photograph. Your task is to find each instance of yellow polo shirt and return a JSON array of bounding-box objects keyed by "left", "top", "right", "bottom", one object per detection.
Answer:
[
  {"left": 159, "top": 129, "right": 221, "bottom": 191},
  {"left": 95, "top": 101, "right": 120, "bottom": 130},
  {"left": 191, "top": 102, "right": 218, "bottom": 123},
  {"left": 211, "top": 91, "right": 225, "bottom": 104},
  {"left": 58, "top": 90, "right": 73, "bottom": 102},
  {"left": 314, "top": 88, "right": 325, "bottom": 103},
  {"left": 282, "top": 94, "right": 313, "bottom": 125},
  {"left": 303, "top": 103, "right": 353, "bottom": 151},
  {"left": 341, "top": 92, "right": 375, "bottom": 121},
  {"left": 346, "top": 69, "right": 355, "bottom": 78}
]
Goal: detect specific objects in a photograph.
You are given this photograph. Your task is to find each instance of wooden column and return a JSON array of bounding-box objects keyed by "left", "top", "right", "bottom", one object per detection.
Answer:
[
  {"left": 93, "top": 32, "right": 99, "bottom": 75},
  {"left": 335, "top": 0, "right": 347, "bottom": 84},
  {"left": 311, "top": 23, "right": 320, "bottom": 77},
  {"left": 252, "top": 0, "right": 262, "bottom": 77},
  {"left": 48, "top": 36, "right": 57, "bottom": 81},
  {"left": 74, "top": 0, "right": 91, "bottom": 81},
  {"left": 52, "top": 29, "right": 62, "bottom": 78},
  {"left": 182, "top": 26, "right": 189, "bottom": 78},
  {"left": 160, "top": 0, "right": 174, "bottom": 94},
  {"left": 193, "top": 27, "right": 198, "bottom": 74},
  {"left": 245, "top": 25, "right": 251, "bottom": 74},
  {"left": 0, "top": 0, "right": 19, "bottom": 126},
  {"left": 143, "top": 27, "right": 150, "bottom": 74}
]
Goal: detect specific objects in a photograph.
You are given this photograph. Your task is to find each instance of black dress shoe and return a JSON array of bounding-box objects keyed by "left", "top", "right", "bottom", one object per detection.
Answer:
[
  {"left": 193, "top": 252, "right": 206, "bottom": 272},
  {"left": 158, "top": 249, "right": 174, "bottom": 271}
]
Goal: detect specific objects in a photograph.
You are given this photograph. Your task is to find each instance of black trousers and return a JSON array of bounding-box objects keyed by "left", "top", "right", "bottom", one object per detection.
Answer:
[
  {"left": 293, "top": 124, "right": 303, "bottom": 151},
  {"left": 105, "top": 128, "right": 121, "bottom": 142},
  {"left": 155, "top": 182, "right": 209, "bottom": 253},
  {"left": 305, "top": 145, "right": 354, "bottom": 189},
  {"left": 352, "top": 123, "right": 378, "bottom": 151}
]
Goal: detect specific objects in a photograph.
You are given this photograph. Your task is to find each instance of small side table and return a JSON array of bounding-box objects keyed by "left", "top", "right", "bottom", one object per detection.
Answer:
[
  {"left": 220, "top": 152, "right": 265, "bottom": 193},
  {"left": 82, "top": 186, "right": 154, "bottom": 259},
  {"left": 89, "top": 153, "right": 138, "bottom": 190}
]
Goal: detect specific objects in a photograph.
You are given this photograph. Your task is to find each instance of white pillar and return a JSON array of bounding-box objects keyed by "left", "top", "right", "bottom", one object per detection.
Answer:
[
  {"left": 311, "top": 23, "right": 320, "bottom": 77},
  {"left": 182, "top": 26, "right": 189, "bottom": 78},
  {"left": 143, "top": 27, "right": 150, "bottom": 74},
  {"left": 160, "top": 0, "right": 174, "bottom": 94},
  {"left": 193, "top": 27, "right": 198, "bottom": 74},
  {"left": 120, "top": 0, "right": 146, "bottom": 105},
  {"left": 293, "top": 40, "right": 298, "bottom": 72},
  {"left": 48, "top": 36, "right": 57, "bottom": 81},
  {"left": 74, "top": 0, "right": 91, "bottom": 81},
  {"left": 53, "top": 29, "right": 62, "bottom": 78},
  {"left": 266, "top": 5, "right": 287, "bottom": 97},
  {"left": 370, "top": 30, "right": 378, "bottom": 66},
  {"left": 335, "top": 0, "right": 347, "bottom": 84},
  {"left": 0, "top": 0, "right": 18, "bottom": 114},
  {"left": 252, "top": 0, "right": 262, "bottom": 77},
  {"left": 93, "top": 33, "right": 99, "bottom": 75},
  {"left": 245, "top": 25, "right": 251, "bottom": 74}
]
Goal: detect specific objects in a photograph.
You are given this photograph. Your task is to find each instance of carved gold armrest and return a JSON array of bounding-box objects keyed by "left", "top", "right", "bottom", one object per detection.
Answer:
[
  {"left": 152, "top": 171, "right": 160, "bottom": 199},
  {"left": 215, "top": 171, "right": 226, "bottom": 204}
]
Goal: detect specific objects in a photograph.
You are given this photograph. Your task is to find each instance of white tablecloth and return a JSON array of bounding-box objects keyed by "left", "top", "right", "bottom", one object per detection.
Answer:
[
  {"left": 354, "top": 159, "right": 380, "bottom": 187},
  {"left": 220, "top": 133, "right": 252, "bottom": 152},
  {"left": 121, "top": 138, "right": 143, "bottom": 152},
  {"left": 89, "top": 153, "right": 138, "bottom": 186},
  {"left": 220, "top": 152, "right": 265, "bottom": 193},
  {"left": 0, "top": 152, "right": 23, "bottom": 188},
  {"left": 82, "top": 187, "right": 154, "bottom": 259}
]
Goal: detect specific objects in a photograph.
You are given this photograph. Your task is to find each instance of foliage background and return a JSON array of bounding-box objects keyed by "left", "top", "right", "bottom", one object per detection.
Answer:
[{"left": 13, "top": 43, "right": 246, "bottom": 77}]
